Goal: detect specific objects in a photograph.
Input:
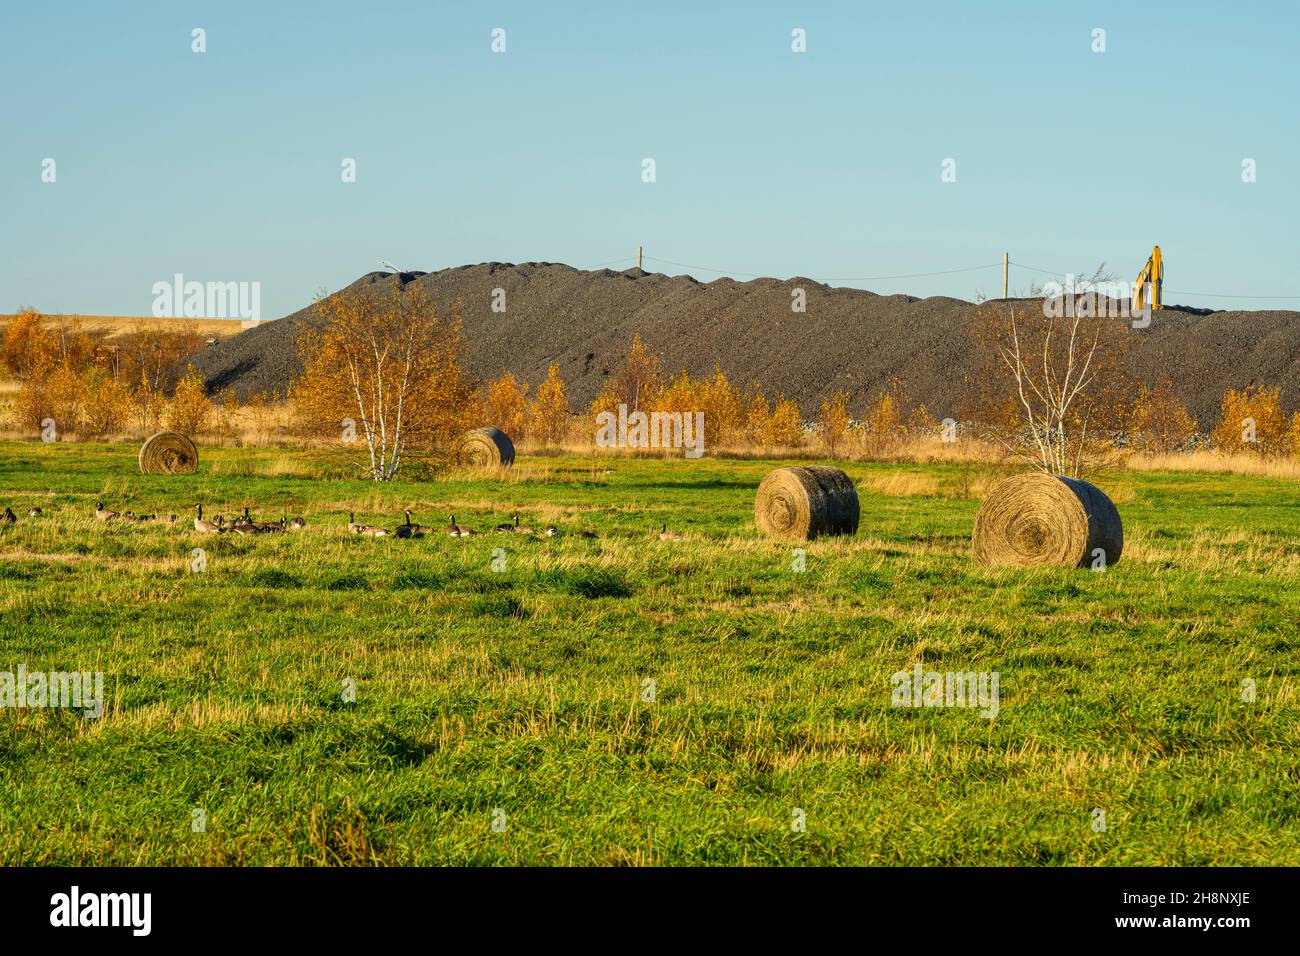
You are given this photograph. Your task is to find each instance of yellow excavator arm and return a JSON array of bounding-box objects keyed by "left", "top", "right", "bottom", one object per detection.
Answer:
[{"left": 1134, "top": 245, "right": 1163, "bottom": 312}]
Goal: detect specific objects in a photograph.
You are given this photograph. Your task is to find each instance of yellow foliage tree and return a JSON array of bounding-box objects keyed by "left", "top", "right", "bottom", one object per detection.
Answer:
[
  {"left": 293, "top": 283, "right": 474, "bottom": 480},
  {"left": 166, "top": 365, "right": 213, "bottom": 435},
  {"left": 862, "top": 379, "right": 908, "bottom": 456},
  {"left": 132, "top": 371, "right": 166, "bottom": 437},
  {"left": 818, "top": 390, "right": 852, "bottom": 457},
  {"left": 1130, "top": 378, "right": 1198, "bottom": 453},
  {"left": 1, "top": 309, "right": 58, "bottom": 383},
  {"left": 529, "top": 364, "right": 571, "bottom": 446},
  {"left": 766, "top": 395, "right": 804, "bottom": 447},
  {"left": 80, "top": 365, "right": 132, "bottom": 439},
  {"left": 742, "top": 387, "right": 772, "bottom": 447},
  {"left": 698, "top": 365, "right": 741, "bottom": 448},
  {"left": 590, "top": 334, "right": 663, "bottom": 418},
  {"left": 1211, "top": 384, "right": 1287, "bottom": 455},
  {"left": 44, "top": 363, "right": 85, "bottom": 438},
  {"left": 485, "top": 372, "right": 529, "bottom": 442}
]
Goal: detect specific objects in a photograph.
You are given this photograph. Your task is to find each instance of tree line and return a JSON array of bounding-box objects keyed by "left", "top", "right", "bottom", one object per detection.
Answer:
[{"left": 5, "top": 290, "right": 1300, "bottom": 479}]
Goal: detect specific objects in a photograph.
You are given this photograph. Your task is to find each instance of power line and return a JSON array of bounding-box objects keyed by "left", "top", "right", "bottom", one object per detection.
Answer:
[
  {"left": 1163, "top": 291, "right": 1300, "bottom": 300},
  {"left": 1010, "top": 260, "right": 1300, "bottom": 300},
  {"left": 585, "top": 256, "right": 636, "bottom": 270}
]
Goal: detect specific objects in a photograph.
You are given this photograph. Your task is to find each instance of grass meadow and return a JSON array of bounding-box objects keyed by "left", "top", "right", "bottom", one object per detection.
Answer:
[{"left": 0, "top": 441, "right": 1296, "bottom": 865}]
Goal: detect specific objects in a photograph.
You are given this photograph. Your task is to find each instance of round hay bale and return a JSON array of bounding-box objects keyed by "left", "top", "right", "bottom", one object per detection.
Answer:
[
  {"left": 138, "top": 431, "right": 198, "bottom": 475},
  {"left": 972, "top": 473, "right": 1123, "bottom": 569},
  {"left": 454, "top": 427, "right": 515, "bottom": 468},
  {"left": 754, "top": 466, "right": 859, "bottom": 541}
]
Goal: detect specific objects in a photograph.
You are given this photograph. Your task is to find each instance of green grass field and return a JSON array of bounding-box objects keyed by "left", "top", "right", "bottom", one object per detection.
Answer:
[{"left": 0, "top": 442, "right": 1296, "bottom": 865}]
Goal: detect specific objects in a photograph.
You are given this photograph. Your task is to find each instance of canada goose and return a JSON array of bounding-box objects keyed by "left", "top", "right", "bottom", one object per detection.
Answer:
[
  {"left": 0, "top": 507, "right": 16, "bottom": 525},
  {"left": 396, "top": 510, "right": 428, "bottom": 539},
  {"left": 574, "top": 530, "right": 598, "bottom": 540},
  {"left": 512, "top": 513, "right": 536, "bottom": 535},
  {"left": 289, "top": 516, "right": 306, "bottom": 530},
  {"left": 27, "top": 507, "right": 42, "bottom": 517},
  {"left": 95, "top": 502, "right": 119, "bottom": 521},
  {"left": 447, "top": 514, "right": 474, "bottom": 537},
  {"left": 346, "top": 512, "right": 389, "bottom": 537},
  {"left": 194, "top": 505, "right": 222, "bottom": 534},
  {"left": 543, "top": 525, "right": 560, "bottom": 537},
  {"left": 134, "top": 512, "right": 156, "bottom": 522},
  {"left": 240, "top": 508, "right": 280, "bottom": 533},
  {"left": 495, "top": 516, "right": 517, "bottom": 533},
  {"left": 658, "top": 523, "right": 684, "bottom": 542}
]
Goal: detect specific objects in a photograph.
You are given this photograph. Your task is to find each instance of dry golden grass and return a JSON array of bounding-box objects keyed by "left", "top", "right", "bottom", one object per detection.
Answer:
[
  {"left": 0, "top": 313, "right": 259, "bottom": 340},
  {"left": 1124, "top": 450, "right": 1300, "bottom": 479}
]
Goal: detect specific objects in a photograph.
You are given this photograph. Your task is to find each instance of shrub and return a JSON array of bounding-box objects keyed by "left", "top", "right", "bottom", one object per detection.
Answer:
[
  {"left": 1130, "top": 378, "right": 1198, "bottom": 453},
  {"left": 166, "top": 365, "right": 212, "bottom": 435},
  {"left": 529, "top": 364, "right": 571, "bottom": 446},
  {"left": 485, "top": 372, "right": 529, "bottom": 442},
  {"left": 1211, "top": 384, "right": 1287, "bottom": 455},
  {"left": 80, "top": 365, "right": 132, "bottom": 439}
]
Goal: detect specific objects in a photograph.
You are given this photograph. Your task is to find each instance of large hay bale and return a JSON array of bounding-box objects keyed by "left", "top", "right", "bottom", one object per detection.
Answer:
[
  {"left": 972, "top": 473, "right": 1123, "bottom": 569},
  {"left": 754, "top": 466, "right": 859, "bottom": 541},
  {"left": 454, "top": 427, "right": 515, "bottom": 468},
  {"left": 138, "top": 431, "right": 198, "bottom": 475}
]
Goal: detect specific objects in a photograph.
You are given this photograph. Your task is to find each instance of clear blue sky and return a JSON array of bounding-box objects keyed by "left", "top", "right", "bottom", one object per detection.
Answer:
[{"left": 3, "top": 0, "right": 1298, "bottom": 317}]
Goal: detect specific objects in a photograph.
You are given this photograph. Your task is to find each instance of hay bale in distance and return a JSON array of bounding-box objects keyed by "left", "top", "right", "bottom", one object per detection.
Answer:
[
  {"left": 138, "top": 431, "right": 199, "bottom": 475},
  {"left": 454, "top": 427, "right": 515, "bottom": 468},
  {"left": 754, "top": 466, "right": 859, "bottom": 541},
  {"left": 972, "top": 473, "right": 1123, "bottom": 569}
]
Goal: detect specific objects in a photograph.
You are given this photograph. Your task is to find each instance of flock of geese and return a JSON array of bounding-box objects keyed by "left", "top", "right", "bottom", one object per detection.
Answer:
[
  {"left": 1, "top": 503, "right": 689, "bottom": 541},
  {"left": 347, "top": 510, "right": 601, "bottom": 540},
  {"left": 191, "top": 504, "right": 306, "bottom": 535}
]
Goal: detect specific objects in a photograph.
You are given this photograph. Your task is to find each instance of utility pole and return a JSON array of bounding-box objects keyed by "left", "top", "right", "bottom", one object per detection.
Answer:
[
  {"left": 636, "top": 245, "right": 643, "bottom": 271},
  {"left": 1002, "top": 252, "right": 1009, "bottom": 300}
]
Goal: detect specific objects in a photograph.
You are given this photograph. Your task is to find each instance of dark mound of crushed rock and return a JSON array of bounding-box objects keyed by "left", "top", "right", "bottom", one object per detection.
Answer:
[{"left": 191, "top": 262, "right": 1300, "bottom": 426}]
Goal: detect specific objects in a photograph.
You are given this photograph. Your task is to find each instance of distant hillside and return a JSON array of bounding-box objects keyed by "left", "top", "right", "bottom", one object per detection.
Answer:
[
  {"left": 190, "top": 263, "right": 1300, "bottom": 426},
  {"left": 0, "top": 313, "right": 256, "bottom": 343}
]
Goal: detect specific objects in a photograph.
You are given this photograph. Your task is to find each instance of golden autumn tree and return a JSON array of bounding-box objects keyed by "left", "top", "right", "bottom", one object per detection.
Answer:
[
  {"left": 742, "top": 386, "right": 772, "bottom": 447},
  {"left": 80, "top": 365, "right": 132, "bottom": 439},
  {"left": 590, "top": 334, "right": 664, "bottom": 417},
  {"left": 697, "top": 365, "right": 742, "bottom": 448},
  {"left": 766, "top": 395, "right": 804, "bottom": 447},
  {"left": 1211, "top": 384, "right": 1288, "bottom": 455},
  {"left": 529, "top": 364, "right": 571, "bottom": 446},
  {"left": 293, "top": 281, "right": 473, "bottom": 480},
  {"left": 861, "top": 378, "right": 908, "bottom": 456},
  {"left": 485, "top": 372, "right": 530, "bottom": 442},
  {"left": 818, "top": 390, "right": 852, "bottom": 457},
  {"left": 46, "top": 363, "right": 86, "bottom": 438},
  {"left": 1, "top": 309, "right": 59, "bottom": 383},
  {"left": 132, "top": 370, "right": 165, "bottom": 436},
  {"left": 1129, "top": 378, "right": 1197, "bottom": 453},
  {"left": 166, "top": 364, "right": 212, "bottom": 435}
]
